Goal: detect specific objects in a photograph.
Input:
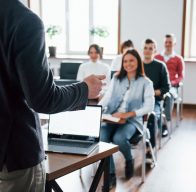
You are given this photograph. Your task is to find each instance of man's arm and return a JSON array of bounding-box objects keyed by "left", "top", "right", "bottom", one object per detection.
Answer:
[
  {"left": 171, "top": 57, "right": 184, "bottom": 86},
  {"left": 159, "top": 63, "right": 171, "bottom": 96},
  {"left": 13, "top": 13, "right": 94, "bottom": 113}
]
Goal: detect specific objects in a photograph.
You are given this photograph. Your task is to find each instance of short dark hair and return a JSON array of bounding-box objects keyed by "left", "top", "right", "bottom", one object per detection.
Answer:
[
  {"left": 144, "top": 38, "right": 157, "bottom": 49},
  {"left": 165, "top": 34, "right": 175, "bottom": 38},
  {"left": 120, "top": 40, "right": 134, "bottom": 54},
  {"left": 117, "top": 49, "right": 145, "bottom": 80},
  {"left": 165, "top": 33, "right": 176, "bottom": 43},
  {"left": 88, "top": 44, "right": 102, "bottom": 56}
]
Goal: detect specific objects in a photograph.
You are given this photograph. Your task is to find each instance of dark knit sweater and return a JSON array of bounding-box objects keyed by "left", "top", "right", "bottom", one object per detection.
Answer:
[
  {"left": 144, "top": 59, "right": 170, "bottom": 101},
  {"left": 0, "top": 0, "right": 88, "bottom": 171}
]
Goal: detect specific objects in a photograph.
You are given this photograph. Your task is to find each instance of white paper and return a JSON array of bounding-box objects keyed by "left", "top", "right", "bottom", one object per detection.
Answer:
[{"left": 102, "top": 114, "right": 120, "bottom": 123}]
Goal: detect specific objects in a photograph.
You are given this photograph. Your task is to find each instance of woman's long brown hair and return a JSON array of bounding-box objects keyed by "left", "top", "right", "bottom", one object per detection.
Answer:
[{"left": 117, "top": 49, "right": 145, "bottom": 80}]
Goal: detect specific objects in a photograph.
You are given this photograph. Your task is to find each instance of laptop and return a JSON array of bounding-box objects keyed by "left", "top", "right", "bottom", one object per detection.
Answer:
[{"left": 45, "top": 105, "right": 102, "bottom": 155}]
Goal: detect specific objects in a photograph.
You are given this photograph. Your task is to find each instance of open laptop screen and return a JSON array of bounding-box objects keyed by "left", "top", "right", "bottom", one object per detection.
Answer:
[{"left": 48, "top": 106, "right": 102, "bottom": 138}]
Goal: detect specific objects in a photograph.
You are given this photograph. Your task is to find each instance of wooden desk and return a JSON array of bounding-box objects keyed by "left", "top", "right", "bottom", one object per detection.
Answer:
[{"left": 45, "top": 142, "right": 118, "bottom": 192}]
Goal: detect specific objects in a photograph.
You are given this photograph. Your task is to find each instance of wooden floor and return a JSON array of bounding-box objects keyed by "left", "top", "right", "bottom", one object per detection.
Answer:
[{"left": 55, "top": 108, "right": 196, "bottom": 192}]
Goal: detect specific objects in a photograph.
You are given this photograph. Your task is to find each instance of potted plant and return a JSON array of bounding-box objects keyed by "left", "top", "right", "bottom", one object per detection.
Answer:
[
  {"left": 46, "top": 25, "right": 62, "bottom": 57},
  {"left": 90, "top": 26, "right": 109, "bottom": 58}
]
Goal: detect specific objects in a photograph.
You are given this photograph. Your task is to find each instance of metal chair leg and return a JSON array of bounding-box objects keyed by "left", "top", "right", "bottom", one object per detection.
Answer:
[
  {"left": 146, "top": 141, "right": 157, "bottom": 168},
  {"left": 158, "top": 114, "right": 162, "bottom": 149},
  {"left": 176, "top": 98, "right": 180, "bottom": 127},
  {"left": 79, "top": 168, "right": 82, "bottom": 178},
  {"left": 142, "top": 129, "right": 146, "bottom": 183}
]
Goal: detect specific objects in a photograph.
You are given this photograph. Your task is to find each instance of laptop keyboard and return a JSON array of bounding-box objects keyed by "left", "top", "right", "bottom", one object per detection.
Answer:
[{"left": 49, "top": 139, "right": 93, "bottom": 148}]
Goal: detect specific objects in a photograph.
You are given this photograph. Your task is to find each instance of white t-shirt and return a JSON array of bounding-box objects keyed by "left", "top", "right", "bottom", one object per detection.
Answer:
[
  {"left": 110, "top": 55, "right": 123, "bottom": 71},
  {"left": 76, "top": 60, "right": 111, "bottom": 93}
]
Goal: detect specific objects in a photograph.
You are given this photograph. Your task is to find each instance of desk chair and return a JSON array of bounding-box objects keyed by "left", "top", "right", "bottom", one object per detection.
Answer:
[
  {"left": 130, "top": 113, "right": 157, "bottom": 183},
  {"left": 60, "top": 62, "right": 81, "bottom": 79},
  {"left": 80, "top": 114, "right": 157, "bottom": 183}
]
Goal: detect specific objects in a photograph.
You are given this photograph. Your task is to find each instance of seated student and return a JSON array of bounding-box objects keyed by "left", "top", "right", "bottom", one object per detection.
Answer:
[
  {"left": 155, "top": 34, "right": 185, "bottom": 130},
  {"left": 155, "top": 34, "right": 184, "bottom": 88},
  {"left": 77, "top": 44, "right": 110, "bottom": 96},
  {"left": 99, "top": 49, "right": 154, "bottom": 188},
  {"left": 110, "top": 39, "right": 134, "bottom": 77},
  {"left": 143, "top": 39, "right": 170, "bottom": 142}
]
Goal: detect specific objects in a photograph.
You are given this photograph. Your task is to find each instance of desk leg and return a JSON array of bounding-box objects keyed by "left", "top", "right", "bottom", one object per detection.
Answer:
[
  {"left": 45, "top": 181, "right": 52, "bottom": 192},
  {"left": 89, "top": 157, "right": 110, "bottom": 192},
  {"left": 103, "top": 157, "right": 110, "bottom": 192},
  {"left": 45, "top": 180, "right": 63, "bottom": 192}
]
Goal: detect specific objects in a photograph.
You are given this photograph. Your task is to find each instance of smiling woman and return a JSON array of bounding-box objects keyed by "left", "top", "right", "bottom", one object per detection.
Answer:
[{"left": 98, "top": 49, "right": 154, "bottom": 187}]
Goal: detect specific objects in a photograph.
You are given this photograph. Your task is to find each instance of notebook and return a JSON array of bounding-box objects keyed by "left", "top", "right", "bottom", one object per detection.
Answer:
[{"left": 45, "top": 105, "right": 102, "bottom": 155}]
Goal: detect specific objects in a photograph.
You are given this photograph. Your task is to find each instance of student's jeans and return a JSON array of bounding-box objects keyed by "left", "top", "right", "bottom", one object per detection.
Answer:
[
  {"left": 148, "top": 101, "right": 161, "bottom": 148},
  {"left": 164, "top": 87, "right": 178, "bottom": 121},
  {"left": 0, "top": 161, "right": 45, "bottom": 192},
  {"left": 100, "top": 122, "right": 136, "bottom": 174}
]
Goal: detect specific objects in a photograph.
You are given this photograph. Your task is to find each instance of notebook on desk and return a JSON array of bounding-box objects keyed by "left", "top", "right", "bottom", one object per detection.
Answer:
[{"left": 45, "top": 105, "right": 102, "bottom": 155}]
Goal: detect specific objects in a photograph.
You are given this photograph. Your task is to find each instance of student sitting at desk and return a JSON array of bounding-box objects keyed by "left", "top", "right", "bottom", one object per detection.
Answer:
[
  {"left": 99, "top": 49, "right": 154, "bottom": 188},
  {"left": 77, "top": 44, "right": 110, "bottom": 97}
]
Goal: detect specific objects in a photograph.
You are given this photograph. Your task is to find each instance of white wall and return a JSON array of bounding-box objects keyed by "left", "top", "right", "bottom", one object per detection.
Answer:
[
  {"left": 121, "top": 0, "right": 184, "bottom": 54},
  {"left": 183, "top": 61, "right": 196, "bottom": 104},
  {"left": 48, "top": 0, "right": 196, "bottom": 105},
  {"left": 121, "top": 0, "right": 196, "bottom": 105}
]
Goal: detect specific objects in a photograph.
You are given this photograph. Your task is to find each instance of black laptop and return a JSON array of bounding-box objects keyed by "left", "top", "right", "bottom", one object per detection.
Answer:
[{"left": 45, "top": 105, "right": 102, "bottom": 155}]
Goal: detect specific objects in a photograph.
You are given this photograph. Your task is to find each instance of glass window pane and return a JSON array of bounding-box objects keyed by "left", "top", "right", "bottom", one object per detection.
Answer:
[
  {"left": 93, "top": 0, "right": 118, "bottom": 54},
  {"left": 191, "top": 0, "right": 196, "bottom": 57},
  {"left": 68, "top": 0, "right": 89, "bottom": 52},
  {"left": 42, "top": 0, "right": 66, "bottom": 54}
]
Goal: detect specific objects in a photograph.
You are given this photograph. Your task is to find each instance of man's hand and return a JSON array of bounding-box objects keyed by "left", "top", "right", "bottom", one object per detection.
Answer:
[
  {"left": 155, "top": 89, "right": 161, "bottom": 96},
  {"left": 84, "top": 75, "right": 106, "bottom": 99}
]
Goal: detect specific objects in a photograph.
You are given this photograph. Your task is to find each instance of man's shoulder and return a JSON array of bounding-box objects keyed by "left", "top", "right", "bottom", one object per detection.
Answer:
[
  {"left": 13, "top": 1, "right": 41, "bottom": 24},
  {"left": 173, "top": 54, "right": 184, "bottom": 62},
  {"left": 153, "top": 59, "right": 166, "bottom": 68},
  {"left": 154, "top": 54, "right": 164, "bottom": 60}
]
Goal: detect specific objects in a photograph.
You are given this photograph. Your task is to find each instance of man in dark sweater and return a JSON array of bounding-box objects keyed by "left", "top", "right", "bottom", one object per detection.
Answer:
[
  {"left": 143, "top": 39, "right": 170, "bottom": 148},
  {"left": 0, "top": 0, "right": 105, "bottom": 191}
]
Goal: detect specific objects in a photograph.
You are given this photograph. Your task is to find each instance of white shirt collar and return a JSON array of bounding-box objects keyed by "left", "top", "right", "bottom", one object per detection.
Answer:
[
  {"left": 161, "top": 50, "right": 176, "bottom": 62},
  {"left": 89, "top": 59, "right": 101, "bottom": 64},
  {"left": 161, "top": 50, "right": 176, "bottom": 58}
]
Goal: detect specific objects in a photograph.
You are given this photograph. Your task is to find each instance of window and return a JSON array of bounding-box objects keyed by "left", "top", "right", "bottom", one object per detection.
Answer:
[
  {"left": 185, "top": 0, "right": 196, "bottom": 58},
  {"left": 42, "top": 0, "right": 66, "bottom": 54},
  {"left": 40, "top": 0, "right": 119, "bottom": 55},
  {"left": 68, "top": 0, "right": 89, "bottom": 53}
]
